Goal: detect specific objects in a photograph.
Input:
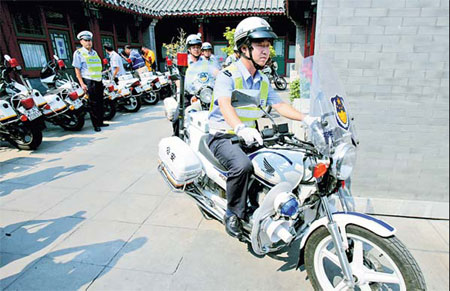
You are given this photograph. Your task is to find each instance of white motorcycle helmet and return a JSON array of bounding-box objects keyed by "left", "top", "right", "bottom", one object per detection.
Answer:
[
  {"left": 234, "top": 17, "right": 277, "bottom": 69},
  {"left": 186, "top": 34, "right": 202, "bottom": 48},
  {"left": 201, "top": 42, "right": 213, "bottom": 51}
]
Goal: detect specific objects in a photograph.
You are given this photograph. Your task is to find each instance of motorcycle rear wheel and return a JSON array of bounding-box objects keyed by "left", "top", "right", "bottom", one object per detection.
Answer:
[
  {"left": 59, "top": 112, "right": 85, "bottom": 131},
  {"left": 103, "top": 100, "right": 117, "bottom": 121},
  {"left": 142, "top": 92, "right": 159, "bottom": 105},
  {"left": 274, "top": 77, "right": 287, "bottom": 90},
  {"left": 9, "top": 126, "right": 43, "bottom": 150},
  {"left": 122, "top": 96, "right": 142, "bottom": 112},
  {"left": 305, "top": 225, "right": 426, "bottom": 290}
]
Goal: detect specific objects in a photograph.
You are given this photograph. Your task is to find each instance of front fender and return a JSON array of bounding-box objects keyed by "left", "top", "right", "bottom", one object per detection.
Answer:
[{"left": 296, "top": 212, "right": 396, "bottom": 268}]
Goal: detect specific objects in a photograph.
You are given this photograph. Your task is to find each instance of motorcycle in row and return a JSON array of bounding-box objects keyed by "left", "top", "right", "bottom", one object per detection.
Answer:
[
  {"left": 0, "top": 55, "right": 45, "bottom": 150},
  {"left": 262, "top": 59, "right": 288, "bottom": 90},
  {"left": 159, "top": 55, "right": 426, "bottom": 290}
]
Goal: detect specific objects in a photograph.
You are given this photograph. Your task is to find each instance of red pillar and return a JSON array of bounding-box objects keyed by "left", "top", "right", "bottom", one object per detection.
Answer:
[
  {"left": 198, "top": 22, "right": 204, "bottom": 42},
  {"left": 89, "top": 15, "right": 103, "bottom": 58}
]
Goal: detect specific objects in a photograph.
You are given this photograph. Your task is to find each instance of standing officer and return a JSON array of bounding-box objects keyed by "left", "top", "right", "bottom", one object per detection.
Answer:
[
  {"left": 72, "top": 31, "right": 106, "bottom": 132},
  {"left": 208, "top": 17, "right": 318, "bottom": 238}
]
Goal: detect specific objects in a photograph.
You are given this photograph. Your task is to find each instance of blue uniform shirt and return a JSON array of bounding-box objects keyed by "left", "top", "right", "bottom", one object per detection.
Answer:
[
  {"left": 129, "top": 50, "right": 145, "bottom": 70},
  {"left": 109, "top": 51, "right": 126, "bottom": 77},
  {"left": 72, "top": 47, "right": 100, "bottom": 79},
  {"left": 209, "top": 59, "right": 282, "bottom": 123}
]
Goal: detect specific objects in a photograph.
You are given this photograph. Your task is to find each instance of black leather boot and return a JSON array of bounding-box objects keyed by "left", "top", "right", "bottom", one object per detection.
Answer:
[{"left": 224, "top": 214, "right": 243, "bottom": 238}]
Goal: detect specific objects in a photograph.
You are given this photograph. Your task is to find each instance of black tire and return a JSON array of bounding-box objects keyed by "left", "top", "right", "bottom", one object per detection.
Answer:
[
  {"left": 274, "top": 76, "right": 287, "bottom": 90},
  {"left": 305, "top": 225, "right": 426, "bottom": 290},
  {"left": 122, "top": 96, "right": 142, "bottom": 112},
  {"left": 9, "top": 126, "right": 43, "bottom": 150},
  {"left": 142, "top": 92, "right": 159, "bottom": 105},
  {"left": 103, "top": 100, "right": 117, "bottom": 121},
  {"left": 59, "top": 112, "right": 85, "bottom": 131}
]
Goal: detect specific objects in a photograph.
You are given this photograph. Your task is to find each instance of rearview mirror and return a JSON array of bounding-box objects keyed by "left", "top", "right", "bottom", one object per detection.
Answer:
[{"left": 231, "top": 89, "right": 260, "bottom": 107}]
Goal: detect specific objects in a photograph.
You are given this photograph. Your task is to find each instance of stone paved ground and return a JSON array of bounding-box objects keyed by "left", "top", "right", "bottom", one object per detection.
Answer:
[{"left": 0, "top": 101, "right": 448, "bottom": 290}]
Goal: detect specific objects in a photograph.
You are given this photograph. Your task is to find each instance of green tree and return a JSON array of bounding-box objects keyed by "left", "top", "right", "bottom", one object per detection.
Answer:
[
  {"left": 162, "top": 28, "right": 187, "bottom": 59},
  {"left": 221, "top": 26, "right": 276, "bottom": 58}
]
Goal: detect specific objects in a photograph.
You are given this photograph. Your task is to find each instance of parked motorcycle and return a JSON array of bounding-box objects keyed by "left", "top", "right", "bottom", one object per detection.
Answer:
[
  {"left": 138, "top": 71, "right": 161, "bottom": 105},
  {"left": 0, "top": 56, "right": 44, "bottom": 150},
  {"left": 40, "top": 55, "right": 86, "bottom": 131},
  {"left": 262, "top": 60, "right": 287, "bottom": 90},
  {"left": 157, "top": 56, "right": 426, "bottom": 290}
]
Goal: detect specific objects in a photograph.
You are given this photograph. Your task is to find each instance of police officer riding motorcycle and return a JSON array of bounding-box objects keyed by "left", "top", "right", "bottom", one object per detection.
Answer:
[{"left": 208, "top": 17, "right": 318, "bottom": 238}]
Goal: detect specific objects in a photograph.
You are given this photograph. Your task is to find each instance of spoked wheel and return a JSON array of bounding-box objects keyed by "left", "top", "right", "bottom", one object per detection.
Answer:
[
  {"left": 274, "top": 76, "right": 287, "bottom": 90},
  {"left": 59, "top": 112, "right": 85, "bottom": 131},
  {"left": 9, "top": 126, "right": 43, "bottom": 150},
  {"left": 103, "top": 100, "right": 117, "bottom": 120},
  {"left": 142, "top": 92, "right": 159, "bottom": 105},
  {"left": 305, "top": 225, "right": 426, "bottom": 291},
  {"left": 122, "top": 96, "right": 142, "bottom": 112}
]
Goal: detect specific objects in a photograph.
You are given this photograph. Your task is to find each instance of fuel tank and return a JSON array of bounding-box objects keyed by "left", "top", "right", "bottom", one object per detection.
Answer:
[{"left": 249, "top": 149, "right": 305, "bottom": 187}]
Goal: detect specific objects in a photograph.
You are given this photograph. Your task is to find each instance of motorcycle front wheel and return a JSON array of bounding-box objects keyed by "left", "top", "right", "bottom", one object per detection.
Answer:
[
  {"left": 274, "top": 76, "right": 287, "bottom": 90},
  {"left": 305, "top": 225, "right": 426, "bottom": 291},
  {"left": 142, "top": 91, "right": 159, "bottom": 105},
  {"left": 103, "top": 100, "right": 117, "bottom": 121},
  {"left": 122, "top": 96, "right": 142, "bottom": 112},
  {"left": 9, "top": 126, "right": 43, "bottom": 150}
]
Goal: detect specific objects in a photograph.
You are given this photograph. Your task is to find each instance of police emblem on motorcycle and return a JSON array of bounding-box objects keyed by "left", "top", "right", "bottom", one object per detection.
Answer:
[
  {"left": 331, "top": 95, "right": 349, "bottom": 130},
  {"left": 198, "top": 72, "right": 209, "bottom": 83}
]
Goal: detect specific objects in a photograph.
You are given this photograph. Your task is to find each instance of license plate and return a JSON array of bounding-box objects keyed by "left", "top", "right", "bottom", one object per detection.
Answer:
[
  {"left": 121, "top": 88, "right": 130, "bottom": 96},
  {"left": 74, "top": 99, "right": 83, "bottom": 109},
  {"left": 25, "top": 107, "right": 42, "bottom": 121},
  {"left": 155, "top": 82, "right": 161, "bottom": 89},
  {"left": 143, "top": 84, "right": 151, "bottom": 91},
  {"left": 135, "top": 86, "right": 143, "bottom": 93},
  {"left": 76, "top": 88, "right": 84, "bottom": 96}
]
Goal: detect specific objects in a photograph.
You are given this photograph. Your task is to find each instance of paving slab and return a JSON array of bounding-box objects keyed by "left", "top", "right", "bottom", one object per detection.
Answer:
[
  {"left": 145, "top": 195, "right": 203, "bottom": 229},
  {"left": 82, "top": 170, "right": 144, "bottom": 193},
  {"left": 171, "top": 229, "right": 313, "bottom": 291},
  {"left": 125, "top": 172, "right": 171, "bottom": 196},
  {"left": 47, "top": 220, "right": 140, "bottom": 266},
  {"left": 0, "top": 186, "right": 77, "bottom": 214},
  {"left": 93, "top": 193, "right": 162, "bottom": 224},
  {"left": 42, "top": 190, "right": 122, "bottom": 219},
  {"left": 410, "top": 249, "right": 449, "bottom": 291},
  {"left": 87, "top": 267, "right": 173, "bottom": 291},
  {"left": 2, "top": 257, "right": 103, "bottom": 291},
  {"left": 108, "top": 225, "right": 196, "bottom": 274},
  {"left": 0, "top": 210, "right": 39, "bottom": 236}
]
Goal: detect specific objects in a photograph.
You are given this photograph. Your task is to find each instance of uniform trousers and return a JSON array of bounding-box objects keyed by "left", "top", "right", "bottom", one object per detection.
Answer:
[
  {"left": 83, "top": 78, "right": 104, "bottom": 127},
  {"left": 208, "top": 133, "right": 255, "bottom": 219}
]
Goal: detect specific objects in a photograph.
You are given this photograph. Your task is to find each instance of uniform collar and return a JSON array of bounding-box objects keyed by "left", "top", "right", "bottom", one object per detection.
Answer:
[
  {"left": 235, "top": 59, "right": 262, "bottom": 84},
  {"left": 80, "top": 47, "right": 94, "bottom": 55}
]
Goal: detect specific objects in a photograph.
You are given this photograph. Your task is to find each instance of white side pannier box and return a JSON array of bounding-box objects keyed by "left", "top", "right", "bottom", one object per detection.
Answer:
[
  {"left": 163, "top": 97, "right": 178, "bottom": 121},
  {"left": 158, "top": 136, "right": 202, "bottom": 186}
]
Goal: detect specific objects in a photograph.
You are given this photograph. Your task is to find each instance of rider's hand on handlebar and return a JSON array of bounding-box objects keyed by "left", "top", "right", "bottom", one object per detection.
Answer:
[
  {"left": 302, "top": 115, "right": 321, "bottom": 127},
  {"left": 235, "top": 125, "right": 263, "bottom": 146}
]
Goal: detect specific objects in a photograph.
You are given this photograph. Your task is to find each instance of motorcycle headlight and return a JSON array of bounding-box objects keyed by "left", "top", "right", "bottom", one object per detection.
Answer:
[
  {"left": 199, "top": 88, "right": 212, "bottom": 104},
  {"left": 332, "top": 143, "right": 357, "bottom": 180},
  {"left": 274, "top": 192, "right": 300, "bottom": 218}
]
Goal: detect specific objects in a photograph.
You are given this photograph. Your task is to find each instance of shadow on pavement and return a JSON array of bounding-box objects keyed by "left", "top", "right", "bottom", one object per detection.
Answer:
[
  {"left": 0, "top": 157, "right": 55, "bottom": 180},
  {"left": 0, "top": 211, "right": 87, "bottom": 268},
  {"left": 0, "top": 237, "right": 147, "bottom": 290},
  {"left": 0, "top": 164, "right": 92, "bottom": 197},
  {"left": 34, "top": 136, "right": 103, "bottom": 154}
]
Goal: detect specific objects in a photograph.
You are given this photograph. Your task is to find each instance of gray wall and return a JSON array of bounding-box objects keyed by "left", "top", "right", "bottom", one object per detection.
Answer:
[{"left": 315, "top": 0, "right": 449, "bottom": 208}]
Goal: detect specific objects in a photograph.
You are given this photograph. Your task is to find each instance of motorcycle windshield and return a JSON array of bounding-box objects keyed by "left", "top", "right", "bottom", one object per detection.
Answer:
[
  {"left": 184, "top": 59, "right": 216, "bottom": 95},
  {"left": 306, "top": 56, "right": 358, "bottom": 156}
]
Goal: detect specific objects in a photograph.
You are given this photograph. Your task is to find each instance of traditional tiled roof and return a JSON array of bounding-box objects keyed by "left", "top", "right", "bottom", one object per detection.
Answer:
[{"left": 99, "top": 0, "right": 286, "bottom": 17}]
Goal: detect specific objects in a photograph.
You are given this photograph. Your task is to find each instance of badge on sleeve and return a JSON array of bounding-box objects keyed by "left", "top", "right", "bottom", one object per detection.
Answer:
[{"left": 331, "top": 95, "right": 349, "bottom": 130}]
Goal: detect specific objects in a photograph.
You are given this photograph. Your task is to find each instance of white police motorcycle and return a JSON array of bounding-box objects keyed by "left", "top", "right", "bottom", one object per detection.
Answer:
[{"left": 158, "top": 56, "right": 426, "bottom": 290}]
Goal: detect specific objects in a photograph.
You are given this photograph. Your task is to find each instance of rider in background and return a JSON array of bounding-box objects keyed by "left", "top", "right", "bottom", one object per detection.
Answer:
[
  {"left": 223, "top": 45, "right": 240, "bottom": 68},
  {"left": 186, "top": 34, "right": 202, "bottom": 67},
  {"left": 208, "top": 17, "right": 318, "bottom": 239},
  {"left": 200, "top": 42, "right": 221, "bottom": 75},
  {"left": 141, "top": 45, "right": 156, "bottom": 72}
]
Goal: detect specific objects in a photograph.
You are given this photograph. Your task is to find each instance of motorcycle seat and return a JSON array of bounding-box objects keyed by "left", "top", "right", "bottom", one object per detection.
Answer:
[{"left": 198, "top": 135, "right": 228, "bottom": 172}]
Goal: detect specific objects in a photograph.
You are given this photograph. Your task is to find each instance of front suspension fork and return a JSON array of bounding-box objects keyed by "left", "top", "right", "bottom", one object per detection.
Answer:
[{"left": 321, "top": 196, "right": 355, "bottom": 288}]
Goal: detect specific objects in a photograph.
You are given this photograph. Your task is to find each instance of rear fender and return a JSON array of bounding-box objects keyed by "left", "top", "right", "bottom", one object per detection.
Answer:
[{"left": 296, "top": 212, "right": 396, "bottom": 268}]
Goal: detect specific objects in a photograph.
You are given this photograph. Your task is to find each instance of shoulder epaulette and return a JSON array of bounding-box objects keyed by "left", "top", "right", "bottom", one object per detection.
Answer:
[{"left": 223, "top": 70, "right": 232, "bottom": 77}]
